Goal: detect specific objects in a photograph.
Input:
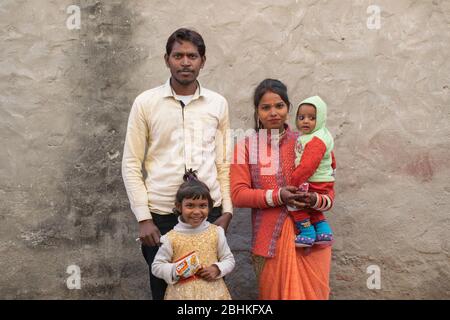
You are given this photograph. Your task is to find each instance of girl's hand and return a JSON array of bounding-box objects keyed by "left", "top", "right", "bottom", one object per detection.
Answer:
[{"left": 196, "top": 264, "right": 220, "bottom": 281}]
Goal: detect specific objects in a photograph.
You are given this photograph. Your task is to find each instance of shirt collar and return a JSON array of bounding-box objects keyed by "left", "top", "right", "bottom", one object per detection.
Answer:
[{"left": 162, "top": 78, "right": 204, "bottom": 101}]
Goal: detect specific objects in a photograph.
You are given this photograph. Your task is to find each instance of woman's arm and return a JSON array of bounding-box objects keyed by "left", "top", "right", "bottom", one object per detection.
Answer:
[
  {"left": 295, "top": 184, "right": 335, "bottom": 212},
  {"left": 231, "top": 141, "right": 301, "bottom": 208},
  {"left": 230, "top": 142, "right": 276, "bottom": 209}
]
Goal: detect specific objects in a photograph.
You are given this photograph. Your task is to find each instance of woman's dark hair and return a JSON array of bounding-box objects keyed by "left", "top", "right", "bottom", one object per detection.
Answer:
[
  {"left": 174, "top": 169, "right": 213, "bottom": 214},
  {"left": 253, "top": 78, "right": 291, "bottom": 131},
  {"left": 166, "top": 28, "right": 206, "bottom": 57}
]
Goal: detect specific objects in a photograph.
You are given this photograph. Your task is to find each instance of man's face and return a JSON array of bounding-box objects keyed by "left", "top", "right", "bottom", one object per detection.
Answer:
[{"left": 165, "top": 40, "right": 206, "bottom": 87}]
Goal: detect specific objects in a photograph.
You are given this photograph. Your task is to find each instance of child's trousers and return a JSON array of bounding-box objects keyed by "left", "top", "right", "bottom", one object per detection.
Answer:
[{"left": 290, "top": 210, "right": 326, "bottom": 224}]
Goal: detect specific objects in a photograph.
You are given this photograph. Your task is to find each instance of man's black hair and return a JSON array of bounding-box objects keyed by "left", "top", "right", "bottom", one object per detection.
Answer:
[{"left": 166, "top": 28, "right": 206, "bottom": 57}]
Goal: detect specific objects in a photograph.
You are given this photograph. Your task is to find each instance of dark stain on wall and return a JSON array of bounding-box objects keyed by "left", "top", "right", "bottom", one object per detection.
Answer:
[
  {"left": 60, "top": 1, "right": 136, "bottom": 240},
  {"left": 17, "top": 1, "right": 150, "bottom": 297}
]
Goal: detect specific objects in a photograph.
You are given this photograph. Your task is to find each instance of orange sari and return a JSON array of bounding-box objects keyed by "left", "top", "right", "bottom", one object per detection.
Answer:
[{"left": 257, "top": 218, "right": 331, "bottom": 300}]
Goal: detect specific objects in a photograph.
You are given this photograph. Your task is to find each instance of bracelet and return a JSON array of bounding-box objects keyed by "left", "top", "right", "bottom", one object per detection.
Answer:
[
  {"left": 265, "top": 190, "right": 275, "bottom": 207},
  {"left": 312, "top": 194, "right": 332, "bottom": 211},
  {"left": 313, "top": 192, "right": 320, "bottom": 209},
  {"left": 322, "top": 195, "right": 332, "bottom": 211},
  {"left": 272, "top": 188, "right": 282, "bottom": 206},
  {"left": 278, "top": 188, "right": 284, "bottom": 205}
]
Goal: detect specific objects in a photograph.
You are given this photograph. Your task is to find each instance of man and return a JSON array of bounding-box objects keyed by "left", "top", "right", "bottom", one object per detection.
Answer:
[{"left": 121, "top": 28, "right": 233, "bottom": 300}]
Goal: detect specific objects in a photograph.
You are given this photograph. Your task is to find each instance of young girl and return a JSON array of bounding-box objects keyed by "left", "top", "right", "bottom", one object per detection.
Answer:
[
  {"left": 289, "top": 96, "right": 336, "bottom": 247},
  {"left": 151, "top": 169, "right": 235, "bottom": 300}
]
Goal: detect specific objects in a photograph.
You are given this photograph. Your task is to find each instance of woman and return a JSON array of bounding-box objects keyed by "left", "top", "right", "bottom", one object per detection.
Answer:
[{"left": 231, "top": 79, "right": 333, "bottom": 299}]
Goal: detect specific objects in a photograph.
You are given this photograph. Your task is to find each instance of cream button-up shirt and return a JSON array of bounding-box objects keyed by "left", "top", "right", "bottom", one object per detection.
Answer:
[{"left": 122, "top": 79, "right": 233, "bottom": 221}]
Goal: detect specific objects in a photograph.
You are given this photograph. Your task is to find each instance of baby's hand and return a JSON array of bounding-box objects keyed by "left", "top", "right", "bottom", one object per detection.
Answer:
[{"left": 196, "top": 264, "right": 220, "bottom": 281}]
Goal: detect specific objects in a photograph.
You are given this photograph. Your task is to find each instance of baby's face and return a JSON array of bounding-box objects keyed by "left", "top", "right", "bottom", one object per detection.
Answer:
[{"left": 296, "top": 104, "right": 316, "bottom": 134}]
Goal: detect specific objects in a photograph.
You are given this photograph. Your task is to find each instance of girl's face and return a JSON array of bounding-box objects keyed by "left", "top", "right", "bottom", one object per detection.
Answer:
[
  {"left": 297, "top": 104, "right": 316, "bottom": 134},
  {"left": 177, "top": 197, "right": 209, "bottom": 227},
  {"left": 257, "top": 91, "right": 289, "bottom": 130}
]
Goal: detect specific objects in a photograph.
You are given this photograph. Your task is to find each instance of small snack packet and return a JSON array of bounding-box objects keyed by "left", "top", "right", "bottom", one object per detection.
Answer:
[
  {"left": 174, "top": 251, "right": 201, "bottom": 280},
  {"left": 287, "top": 182, "right": 310, "bottom": 211},
  {"left": 299, "top": 182, "right": 309, "bottom": 192}
]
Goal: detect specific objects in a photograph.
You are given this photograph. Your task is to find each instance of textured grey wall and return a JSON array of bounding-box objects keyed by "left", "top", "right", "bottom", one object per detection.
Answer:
[{"left": 0, "top": 0, "right": 449, "bottom": 299}]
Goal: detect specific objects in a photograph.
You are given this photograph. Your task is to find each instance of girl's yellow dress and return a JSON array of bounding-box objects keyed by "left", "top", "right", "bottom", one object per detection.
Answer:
[{"left": 164, "top": 224, "right": 231, "bottom": 300}]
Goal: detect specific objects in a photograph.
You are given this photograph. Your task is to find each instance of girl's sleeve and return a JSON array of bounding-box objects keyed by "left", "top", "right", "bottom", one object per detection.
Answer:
[
  {"left": 213, "top": 227, "right": 235, "bottom": 278},
  {"left": 291, "top": 137, "right": 327, "bottom": 186},
  {"left": 151, "top": 235, "right": 178, "bottom": 285},
  {"left": 230, "top": 141, "right": 281, "bottom": 208}
]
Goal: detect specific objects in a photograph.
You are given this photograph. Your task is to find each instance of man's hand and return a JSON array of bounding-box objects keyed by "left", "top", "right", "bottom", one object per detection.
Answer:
[
  {"left": 213, "top": 212, "right": 232, "bottom": 232},
  {"left": 138, "top": 219, "right": 161, "bottom": 247},
  {"left": 196, "top": 264, "right": 220, "bottom": 281}
]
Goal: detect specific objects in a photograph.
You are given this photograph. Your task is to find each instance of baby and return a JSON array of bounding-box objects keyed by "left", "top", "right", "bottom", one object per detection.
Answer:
[{"left": 289, "top": 96, "right": 336, "bottom": 247}]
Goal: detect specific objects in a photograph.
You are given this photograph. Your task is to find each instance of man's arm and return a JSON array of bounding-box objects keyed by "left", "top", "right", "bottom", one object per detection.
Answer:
[
  {"left": 122, "top": 98, "right": 152, "bottom": 222},
  {"left": 122, "top": 98, "right": 161, "bottom": 246},
  {"left": 214, "top": 98, "right": 233, "bottom": 231}
]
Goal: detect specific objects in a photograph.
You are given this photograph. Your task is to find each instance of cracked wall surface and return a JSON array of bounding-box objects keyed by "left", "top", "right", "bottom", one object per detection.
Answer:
[{"left": 0, "top": 0, "right": 449, "bottom": 299}]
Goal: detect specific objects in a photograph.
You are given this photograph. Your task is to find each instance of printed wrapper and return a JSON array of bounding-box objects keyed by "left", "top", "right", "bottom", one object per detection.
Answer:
[
  {"left": 299, "top": 182, "right": 309, "bottom": 192},
  {"left": 287, "top": 182, "right": 310, "bottom": 211},
  {"left": 174, "top": 251, "right": 201, "bottom": 280}
]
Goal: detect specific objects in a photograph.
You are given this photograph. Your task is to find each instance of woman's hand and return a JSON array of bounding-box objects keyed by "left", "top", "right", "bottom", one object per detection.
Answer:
[
  {"left": 293, "top": 191, "right": 317, "bottom": 209},
  {"left": 280, "top": 187, "right": 317, "bottom": 209},
  {"left": 280, "top": 186, "right": 301, "bottom": 207}
]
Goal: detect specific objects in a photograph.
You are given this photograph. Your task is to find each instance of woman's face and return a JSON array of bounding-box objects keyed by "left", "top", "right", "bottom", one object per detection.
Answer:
[{"left": 257, "top": 91, "right": 289, "bottom": 130}]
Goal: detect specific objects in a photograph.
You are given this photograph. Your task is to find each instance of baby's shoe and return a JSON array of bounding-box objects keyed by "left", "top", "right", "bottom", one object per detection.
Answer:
[
  {"left": 313, "top": 220, "right": 334, "bottom": 245},
  {"left": 294, "top": 219, "right": 316, "bottom": 247}
]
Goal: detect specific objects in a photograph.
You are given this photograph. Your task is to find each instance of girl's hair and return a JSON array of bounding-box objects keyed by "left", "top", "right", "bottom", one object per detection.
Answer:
[
  {"left": 253, "top": 78, "right": 291, "bottom": 131},
  {"left": 174, "top": 169, "right": 213, "bottom": 214}
]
